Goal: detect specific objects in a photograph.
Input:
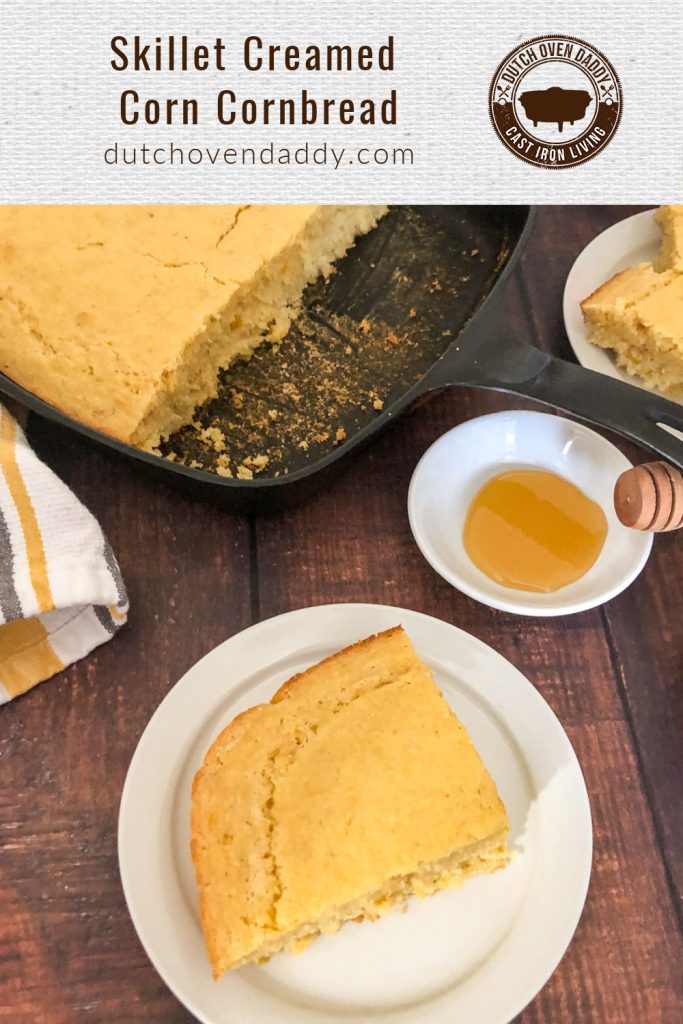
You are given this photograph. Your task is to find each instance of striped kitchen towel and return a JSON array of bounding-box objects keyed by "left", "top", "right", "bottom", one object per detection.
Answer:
[{"left": 0, "top": 404, "right": 128, "bottom": 703}]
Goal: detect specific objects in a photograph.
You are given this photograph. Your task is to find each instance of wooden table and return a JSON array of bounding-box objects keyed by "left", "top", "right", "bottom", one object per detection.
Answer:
[{"left": 1, "top": 206, "right": 681, "bottom": 1023}]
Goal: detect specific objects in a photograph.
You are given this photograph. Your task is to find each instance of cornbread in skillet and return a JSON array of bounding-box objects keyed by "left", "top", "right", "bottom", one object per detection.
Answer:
[
  {"left": 581, "top": 206, "right": 683, "bottom": 396},
  {"left": 654, "top": 204, "right": 683, "bottom": 271},
  {"left": 0, "top": 204, "right": 386, "bottom": 449},
  {"left": 191, "top": 626, "right": 509, "bottom": 978}
]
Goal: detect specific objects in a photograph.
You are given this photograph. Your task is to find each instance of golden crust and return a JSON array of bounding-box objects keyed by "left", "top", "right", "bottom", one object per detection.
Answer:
[
  {"left": 190, "top": 627, "right": 408, "bottom": 972},
  {"left": 580, "top": 264, "right": 664, "bottom": 314},
  {"left": 271, "top": 624, "right": 406, "bottom": 704},
  {"left": 191, "top": 626, "right": 509, "bottom": 978},
  {"left": 580, "top": 209, "right": 683, "bottom": 395},
  {"left": 0, "top": 204, "right": 386, "bottom": 449}
]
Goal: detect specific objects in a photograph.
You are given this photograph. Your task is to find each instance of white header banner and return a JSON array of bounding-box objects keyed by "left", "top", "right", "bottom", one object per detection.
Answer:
[{"left": 1, "top": 0, "right": 681, "bottom": 203}]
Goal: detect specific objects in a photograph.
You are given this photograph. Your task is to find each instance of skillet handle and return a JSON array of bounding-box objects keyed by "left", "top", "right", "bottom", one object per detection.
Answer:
[
  {"left": 426, "top": 337, "right": 683, "bottom": 470},
  {"left": 511, "top": 354, "right": 683, "bottom": 471}
]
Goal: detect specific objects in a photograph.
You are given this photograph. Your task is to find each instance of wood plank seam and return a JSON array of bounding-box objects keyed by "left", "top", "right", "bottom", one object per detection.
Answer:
[
  {"left": 599, "top": 605, "right": 683, "bottom": 931},
  {"left": 247, "top": 515, "right": 261, "bottom": 625}
]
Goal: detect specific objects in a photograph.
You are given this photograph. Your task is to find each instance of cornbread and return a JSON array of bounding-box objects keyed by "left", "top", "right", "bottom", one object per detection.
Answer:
[
  {"left": 581, "top": 206, "right": 683, "bottom": 396},
  {"left": 654, "top": 204, "right": 683, "bottom": 272},
  {"left": 0, "top": 204, "right": 386, "bottom": 449},
  {"left": 191, "top": 626, "right": 509, "bottom": 978},
  {"left": 582, "top": 265, "right": 683, "bottom": 396}
]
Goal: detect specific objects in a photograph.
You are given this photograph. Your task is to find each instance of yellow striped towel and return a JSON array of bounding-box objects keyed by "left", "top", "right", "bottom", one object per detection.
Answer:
[{"left": 0, "top": 404, "right": 128, "bottom": 702}]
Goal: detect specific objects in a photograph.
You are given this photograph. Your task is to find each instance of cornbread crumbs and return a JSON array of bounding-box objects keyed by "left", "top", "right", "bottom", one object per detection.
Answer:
[
  {"left": 156, "top": 207, "right": 493, "bottom": 481},
  {"left": 195, "top": 426, "right": 226, "bottom": 453},
  {"left": 243, "top": 454, "right": 270, "bottom": 471}
]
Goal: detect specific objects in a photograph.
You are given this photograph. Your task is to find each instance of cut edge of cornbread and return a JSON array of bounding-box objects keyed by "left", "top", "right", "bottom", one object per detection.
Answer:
[
  {"left": 134, "top": 205, "right": 387, "bottom": 450},
  {"left": 580, "top": 263, "right": 665, "bottom": 375},
  {"left": 581, "top": 259, "right": 683, "bottom": 397},
  {"left": 191, "top": 626, "right": 510, "bottom": 979},
  {"left": 654, "top": 205, "right": 683, "bottom": 272},
  {"left": 220, "top": 830, "right": 510, "bottom": 972}
]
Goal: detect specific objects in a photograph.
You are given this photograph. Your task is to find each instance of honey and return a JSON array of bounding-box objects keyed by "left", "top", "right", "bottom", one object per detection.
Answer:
[{"left": 463, "top": 469, "right": 608, "bottom": 593}]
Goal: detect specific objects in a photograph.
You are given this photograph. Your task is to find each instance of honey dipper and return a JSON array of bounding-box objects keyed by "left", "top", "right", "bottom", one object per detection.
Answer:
[{"left": 614, "top": 462, "right": 683, "bottom": 532}]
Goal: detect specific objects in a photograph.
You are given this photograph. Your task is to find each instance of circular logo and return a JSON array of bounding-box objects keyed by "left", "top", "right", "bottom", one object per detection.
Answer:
[{"left": 489, "top": 35, "right": 622, "bottom": 169}]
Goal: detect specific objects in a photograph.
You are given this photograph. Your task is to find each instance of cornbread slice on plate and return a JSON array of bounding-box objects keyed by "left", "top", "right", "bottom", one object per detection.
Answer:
[
  {"left": 0, "top": 204, "right": 386, "bottom": 450},
  {"left": 581, "top": 263, "right": 683, "bottom": 395},
  {"left": 654, "top": 204, "right": 683, "bottom": 272},
  {"left": 191, "top": 625, "right": 509, "bottom": 979}
]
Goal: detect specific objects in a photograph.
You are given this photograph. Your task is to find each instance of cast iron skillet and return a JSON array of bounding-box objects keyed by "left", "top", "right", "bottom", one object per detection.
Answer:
[{"left": 3, "top": 205, "right": 683, "bottom": 512}]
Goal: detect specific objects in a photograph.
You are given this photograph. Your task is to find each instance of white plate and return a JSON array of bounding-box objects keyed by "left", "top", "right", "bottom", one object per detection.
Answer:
[
  {"left": 408, "top": 411, "right": 652, "bottom": 616},
  {"left": 563, "top": 208, "right": 682, "bottom": 411},
  {"left": 119, "top": 603, "right": 592, "bottom": 1024}
]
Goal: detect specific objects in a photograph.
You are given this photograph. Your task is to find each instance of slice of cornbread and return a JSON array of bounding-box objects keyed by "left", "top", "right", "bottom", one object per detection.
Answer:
[
  {"left": 191, "top": 626, "right": 510, "bottom": 978},
  {"left": 581, "top": 264, "right": 683, "bottom": 395},
  {"left": 654, "top": 205, "right": 683, "bottom": 272},
  {"left": 581, "top": 263, "right": 665, "bottom": 322},
  {"left": 0, "top": 205, "right": 386, "bottom": 449}
]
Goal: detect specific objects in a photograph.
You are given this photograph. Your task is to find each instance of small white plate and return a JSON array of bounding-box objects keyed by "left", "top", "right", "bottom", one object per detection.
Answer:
[
  {"left": 563, "top": 208, "right": 682, "bottom": 410},
  {"left": 408, "top": 411, "right": 652, "bottom": 616},
  {"left": 119, "top": 603, "right": 592, "bottom": 1024}
]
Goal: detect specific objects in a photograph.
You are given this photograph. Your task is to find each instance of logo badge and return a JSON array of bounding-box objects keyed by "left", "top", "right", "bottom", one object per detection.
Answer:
[{"left": 489, "top": 35, "right": 622, "bottom": 169}]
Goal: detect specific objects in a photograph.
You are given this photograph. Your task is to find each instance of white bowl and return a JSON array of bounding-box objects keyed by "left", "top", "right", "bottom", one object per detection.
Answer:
[{"left": 408, "top": 411, "right": 652, "bottom": 616}]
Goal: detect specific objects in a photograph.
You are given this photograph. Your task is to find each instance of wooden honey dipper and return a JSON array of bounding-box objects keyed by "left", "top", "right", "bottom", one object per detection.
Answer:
[{"left": 614, "top": 462, "right": 683, "bottom": 532}]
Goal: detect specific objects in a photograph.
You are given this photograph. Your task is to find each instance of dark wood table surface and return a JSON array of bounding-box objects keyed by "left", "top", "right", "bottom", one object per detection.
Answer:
[{"left": 1, "top": 206, "right": 681, "bottom": 1023}]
